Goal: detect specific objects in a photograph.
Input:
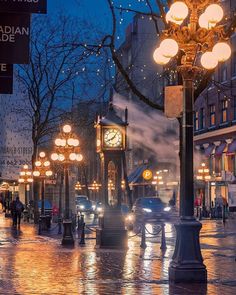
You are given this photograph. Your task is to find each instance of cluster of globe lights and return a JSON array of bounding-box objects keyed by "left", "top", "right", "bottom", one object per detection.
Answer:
[
  {"left": 51, "top": 124, "right": 83, "bottom": 163},
  {"left": 33, "top": 152, "right": 53, "bottom": 178},
  {"left": 18, "top": 164, "right": 33, "bottom": 183},
  {"left": 153, "top": 1, "right": 231, "bottom": 69}
]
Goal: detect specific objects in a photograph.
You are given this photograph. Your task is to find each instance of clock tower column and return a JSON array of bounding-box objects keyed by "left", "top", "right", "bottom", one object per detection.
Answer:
[{"left": 95, "top": 103, "right": 128, "bottom": 249}]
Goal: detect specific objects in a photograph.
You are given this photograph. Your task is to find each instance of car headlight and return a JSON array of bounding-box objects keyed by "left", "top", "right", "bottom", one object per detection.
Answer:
[
  {"left": 143, "top": 208, "right": 152, "bottom": 213},
  {"left": 126, "top": 214, "right": 134, "bottom": 221},
  {"left": 79, "top": 205, "right": 85, "bottom": 210},
  {"left": 164, "top": 206, "right": 171, "bottom": 212}
]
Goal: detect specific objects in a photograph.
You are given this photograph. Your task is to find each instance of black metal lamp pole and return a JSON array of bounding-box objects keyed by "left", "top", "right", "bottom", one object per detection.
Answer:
[{"left": 41, "top": 178, "right": 45, "bottom": 216}]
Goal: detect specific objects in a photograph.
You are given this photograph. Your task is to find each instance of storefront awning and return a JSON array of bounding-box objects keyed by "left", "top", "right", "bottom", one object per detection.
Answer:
[
  {"left": 128, "top": 165, "right": 148, "bottom": 184},
  {"left": 227, "top": 140, "right": 236, "bottom": 155},
  {"left": 204, "top": 144, "right": 215, "bottom": 157},
  {"left": 215, "top": 142, "right": 227, "bottom": 157}
]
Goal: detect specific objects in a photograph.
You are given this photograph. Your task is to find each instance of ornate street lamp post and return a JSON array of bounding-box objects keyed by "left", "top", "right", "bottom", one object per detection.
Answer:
[
  {"left": 154, "top": 0, "right": 231, "bottom": 283},
  {"left": 18, "top": 165, "right": 33, "bottom": 207},
  {"left": 51, "top": 124, "right": 83, "bottom": 246},
  {"left": 33, "top": 152, "right": 53, "bottom": 231}
]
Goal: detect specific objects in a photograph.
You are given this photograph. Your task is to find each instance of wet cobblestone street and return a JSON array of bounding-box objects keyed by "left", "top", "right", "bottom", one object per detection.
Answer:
[{"left": 0, "top": 212, "right": 235, "bottom": 295}]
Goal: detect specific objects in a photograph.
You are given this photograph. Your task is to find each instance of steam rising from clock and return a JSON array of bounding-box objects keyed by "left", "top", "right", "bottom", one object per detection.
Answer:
[{"left": 112, "top": 92, "right": 179, "bottom": 165}]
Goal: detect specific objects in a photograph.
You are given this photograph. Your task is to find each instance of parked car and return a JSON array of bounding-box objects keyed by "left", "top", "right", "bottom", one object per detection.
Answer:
[
  {"left": 76, "top": 198, "right": 93, "bottom": 213},
  {"left": 125, "top": 197, "right": 172, "bottom": 228}
]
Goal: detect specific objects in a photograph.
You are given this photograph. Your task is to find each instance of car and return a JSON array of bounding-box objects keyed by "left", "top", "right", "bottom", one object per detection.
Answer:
[
  {"left": 125, "top": 197, "right": 172, "bottom": 228},
  {"left": 76, "top": 198, "right": 93, "bottom": 213},
  {"left": 93, "top": 201, "right": 104, "bottom": 215}
]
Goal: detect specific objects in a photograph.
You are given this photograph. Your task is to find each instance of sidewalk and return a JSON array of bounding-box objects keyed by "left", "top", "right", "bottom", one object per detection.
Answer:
[{"left": 0, "top": 212, "right": 235, "bottom": 295}]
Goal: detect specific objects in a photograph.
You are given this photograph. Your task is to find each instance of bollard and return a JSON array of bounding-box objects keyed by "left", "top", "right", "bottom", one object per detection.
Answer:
[
  {"left": 199, "top": 208, "right": 202, "bottom": 221},
  {"left": 79, "top": 222, "right": 86, "bottom": 246},
  {"left": 77, "top": 215, "right": 81, "bottom": 231},
  {"left": 160, "top": 223, "right": 167, "bottom": 251},
  {"left": 140, "top": 224, "right": 147, "bottom": 249},
  {"left": 38, "top": 217, "right": 42, "bottom": 235},
  {"left": 58, "top": 217, "right": 62, "bottom": 234},
  {"left": 222, "top": 205, "right": 226, "bottom": 225}
]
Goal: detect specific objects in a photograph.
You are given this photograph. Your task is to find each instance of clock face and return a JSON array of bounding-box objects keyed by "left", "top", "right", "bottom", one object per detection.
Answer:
[{"left": 104, "top": 128, "right": 123, "bottom": 148}]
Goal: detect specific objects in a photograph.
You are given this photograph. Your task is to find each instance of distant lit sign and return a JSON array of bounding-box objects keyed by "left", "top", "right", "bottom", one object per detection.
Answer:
[
  {"left": 142, "top": 169, "right": 153, "bottom": 180},
  {"left": 0, "top": 0, "right": 47, "bottom": 14}
]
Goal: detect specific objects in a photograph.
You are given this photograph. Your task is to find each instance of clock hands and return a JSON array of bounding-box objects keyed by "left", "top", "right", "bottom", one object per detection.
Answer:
[{"left": 107, "top": 131, "right": 119, "bottom": 142}]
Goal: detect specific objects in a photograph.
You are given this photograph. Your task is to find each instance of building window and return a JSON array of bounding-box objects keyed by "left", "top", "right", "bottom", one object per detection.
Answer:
[
  {"left": 220, "top": 64, "right": 227, "bottom": 82},
  {"left": 232, "top": 51, "right": 236, "bottom": 76},
  {"left": 221, "top": 99, "right": 228, "bottom": 123},
  {"left": 194, "top": 111, "right": 199, "bottom": 131},
  {"left": 209, "top": 104, "right": 216, "bottom": 126},
  {"left": 199, "top": 108, "right": 205, "bottom": 129}
]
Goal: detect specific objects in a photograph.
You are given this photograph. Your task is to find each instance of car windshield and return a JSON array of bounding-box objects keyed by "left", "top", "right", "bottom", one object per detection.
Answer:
[
  {"left": 77, "top": 199, "right": 92, "bottom": 206},
  {"left": 140, "top": 198, "right": 164, "bottom": 207}
]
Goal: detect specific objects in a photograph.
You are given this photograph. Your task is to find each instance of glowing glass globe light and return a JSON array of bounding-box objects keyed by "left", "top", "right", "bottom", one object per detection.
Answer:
[
  {"left": 212, "top": 42, "right": 231, "bottom": 62},
  {"left": 46, "top": 171, "right": 53, "bottom": 177},
  {"left": 61, "top": 139, "right": 66, "bottom": 147},
  {"left": 26, "top": 171, "right": 32, "bottom": 176},
  {"left": 51, "top": 153, "right": 59, "bottom": 161},
  {"left": 33, "top": 171, "right": 40, "bottom": 177},
  {"left": 166, "top": 10, "right": 183, "bottom": 25},
  {"left": 20, "top": 171, "right": 26, "bottom": 176},
  {"left": 153, "top": 48, "right": 171, "bottom": 65},
  {"left": 69, "top": 153, "right": 77, "bottom": 161},
  {"left": 35, "top": 161, "right": 42, "bottom": 167},
  {"left": 44, "top": 161, "right": 50, "bottom": 167},
  {"left": 169, "top": 1, "right": 189, "bottom": 21},
  {"left": 23, "top": 164, "right": 29, "bottom": 169},
  {"left": 58, "top": 154, "right": 65, "bottom": 162},
  {"left": 73, "top": 139, "right": 79, "bottom": 147},
  {"left": 205, "top": 4, "right": 223, "bottom": 24},
  {"left": 18, "top": 178, "right": 24, "bottom": 183},
  {"left": 55, "top": 138, "right": 62, "bottom": 146},
  {"left": 27, "top": 178, "right": 33, "bottom": 183},
  {"left": 63, "top": 124, "right": 72, "bottom": 133},
  {"left": 76, "top": 154, "right": 83, "bottom": 162},
  {"left": 39, "top": 152, "right": 46, "bottom": 158},
  {"left": 199, "top": 13, "right": 216, "bottom": 29},
  {"left": 201, "top": 52, "right": 218, "bottom": 70},
  {"left": 160, "top": 38, "right": 179, "bottom": 58},
  {"left": 67, "top": 138, "right": 77, "bottom": 146}
]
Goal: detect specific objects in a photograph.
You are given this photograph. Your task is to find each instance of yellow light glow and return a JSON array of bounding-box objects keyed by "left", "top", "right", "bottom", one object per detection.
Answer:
[
  {"left": 39, "top": 152, "right": 46, "bottom": 158},
  {"left": 26, "top": 171, "right": 32, "bottom": 176},
  {"left": 46, "top": 171, "right": 53, "bottom": 177},
  {"left": 18, "top": 179, "right": 24, "bottom": 183},
  {"left": 166, "top": 10, "right": 183, "bottom": 25},
  {"left": 201, "top": 163, "right": 206, "bottom": 167},
  {"left": 23, "top": 165, "right": 29, "bottom": 169},
  {"left": 51, "top": 153, "right": 59, "bottom": 161},
  {"left": 205, "top": 4, "right": 223, "bottom": 24},
  {"left": 44, "top": 161, "right": 50, "bottom": 167},
  {"left": 76, "top": 154, "right": 83, "bottom": 162},
  {"left": 197, "top": 176, "right": 203, "bottom": 180},
  {"left": 169, "top": 1, "right": 189, "bottom": 21},
  {"left": 160, "top": 38, "right": 179, "bottom": 58},
  {"left": 58, "top": 154, "right": 65, "bottom": 162},
  {"left": 35, "top": 161, "right": 42, "bottom": 167},
  {"left": 201, "top": 52, "right": 218, "bottom": 70},
  {"left": 153, "top": 47, "right": 171, "bottom": 65},
  {"left": 20, "top": 171, "right": 26, "bottom": 176},
  {"left": 69, "top": 153, "right": 77, "bottom": 161},
  {"left": 212, "top": 42, "right": 231, "bottom": 62},
  {"left": 55, "top": 138, "right": 62, "bottom": 146},
  {"left": 33, "top": 171, "right": 40, "bottom": 177},
  {"left": 27, "top": 178, "right": 33, "bottom": 183},
  {"left": 63, "top": 124, "right": 72, "bottom": 133},
  {"left": 199, "top": 13, "right": 216, "bottom": 29}
]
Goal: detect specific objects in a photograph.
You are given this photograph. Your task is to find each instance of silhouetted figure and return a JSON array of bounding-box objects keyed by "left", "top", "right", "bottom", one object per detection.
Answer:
[{"left": 11, "top": 197, "right": 24, "bottom": 228}]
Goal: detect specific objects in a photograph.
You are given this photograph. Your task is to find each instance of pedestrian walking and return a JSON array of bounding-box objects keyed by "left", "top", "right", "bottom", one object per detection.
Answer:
[{"left": 12, "top": 197, "right": 24, "bottom": 228}]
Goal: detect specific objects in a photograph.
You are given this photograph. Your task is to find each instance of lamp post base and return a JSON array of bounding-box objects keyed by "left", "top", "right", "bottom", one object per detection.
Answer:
[
  {"left": 61, "top": 219, "right": 74, "bottom": 246},
  {"left": 169, "top": 219, "right": 207, "bottom": 283}
]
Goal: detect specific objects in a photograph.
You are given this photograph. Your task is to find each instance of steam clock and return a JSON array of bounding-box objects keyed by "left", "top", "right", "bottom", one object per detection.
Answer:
[{"left": 95, "top": 103, "right": 128, "bottom": 248}]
